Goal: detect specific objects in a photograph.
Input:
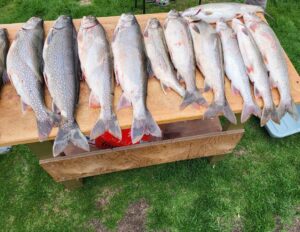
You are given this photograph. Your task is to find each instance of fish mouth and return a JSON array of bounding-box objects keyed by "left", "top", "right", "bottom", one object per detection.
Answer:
[
  {"left": 81, "top": 16, "right": 98, "bottom": 29},
  {"left": 0, "top": 28, "right": 7, "bottom": 36},
  {"left": 23, "top": 17, "right": 43, "bottom": 30},
  {"left": 147, "top": 18, "right": 160, "bottom": 29},
  {"left": 120, "top": 13, "right": 135, "bottom": 22},
  {"left": 54, "top": 15, "right": 72, "bottom": 29},
  {"left": 168, "top": 9, "right": 180, "bottom": 18}
]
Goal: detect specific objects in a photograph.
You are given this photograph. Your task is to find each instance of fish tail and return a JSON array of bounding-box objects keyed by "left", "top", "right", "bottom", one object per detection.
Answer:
[
  {"left": 180, "top": 90, "right": 207, "bottom": 110},
  {"left": 241, "top": 101, "right": 262, "bottom": 123},
  {"left": 204, "top": 99, "right": 237, "bottom": 124},
  {"left": 53, "top": 121, "right": 90, "bottom": 157},
  {"left": 36, "top": 111, "right": 61, "bottom": 142},
  {"left": 277, "top": 99, "right": 299, "bottom": 121},
  {"left": 90, "top": 113, "right": 122, "bottom": 140},
  {"left": 261, "top": 104, "right": 279, "bottom": 126},
  {"left": 131, "top": 110, "right": 162, "bottom": 144}
]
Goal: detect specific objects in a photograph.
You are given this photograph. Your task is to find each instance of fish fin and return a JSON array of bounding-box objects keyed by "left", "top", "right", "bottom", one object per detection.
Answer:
[
  {"left": 231, "top": 85, "right": 240, "bottom": 95},
  {"left": 143, "top": 28, "right": 149, "bottom": 38},
  {"left": 261, "top": 104, "right": 280, "bottom": 126},
  {"left": 269, "top": 77, "right": 277, "bottom": 89},
  {"left": 180, "top": 90, "right": 207, "bottom": 110},
  {"left": 112, "top": 28, "right": 119, "bottom": 42},
  {"left": 277, "top": 99, "right": 299, "bottom": 121},
  {"left": 52, "top": 102, "right": 60, "bottom": 115},
  {"left": 36, "top": 111, "right": 61, "bottom": 142},
  {"left": 89, "top": 92, "right": 100, "bottom": 109},
  {"left": 90, "top": 113, "right": 122, "bottom": 140},
  {"left": 246, "top": 65, "right": 254, "bottom": 74},
  {"left": 254, "top": 87, "right": 261, "bottom": 99},
  {"left": 2, "top": 70, "right": 9, "bottom": 84},
  {"left": 131, "top": 111, "right": 162, "bottom": 144},
  {"left": 53, "top": 121, "right": 90, "bottom": 157},
  {"left": 192, "top": 24, "right": 200, "bottom": 34},
  {"left": 203, "top": 81, "right": 212, "bottom": 92},
  {"left": 46, "top": 29, "right": 54, "bottom": 45},
  {"left": 117, "top": 93, "right": 131, "bottom": 110},
  {"left": 263, "top": 54, "right": 268, "bottom": 65},
  {"left": 176, "top": 73, "right": 184, "bottom": 83},
  {"left": 114, "top": 68, "right": 120, "bottom": 86},
  {"left": 21, "top": 100, "right": 31, "bottom": 113},
  {"left": 160, "top": 82, "right": 168, "bottom": 95},
  {"left": 204, "top": 100, "right": 237, "bottom": 124},
  {"left": 241, "top": 102, "right": 262, "bottom": 123},
  {"left": 44, "top": 73, "right": 49, "bottom": 88}
]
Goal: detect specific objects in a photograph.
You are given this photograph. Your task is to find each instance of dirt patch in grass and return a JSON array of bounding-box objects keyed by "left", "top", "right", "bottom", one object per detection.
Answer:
[
  {"left": 79, "top": 0, "right": 92, "bottom": 5},
  {"left": 232, "top": 215, "right": 243, "bottom": 232},
  {"left": 233, "top": 147, "right": 247, "bottom": 157},
  {"left": 89, "top": 219, "right": 109, "bottom": 232},
  {"left": 95, "top": 188, "right": 121, "bottom": 210},
  {"left": 117, "top": 199, "right": 149, "bottom": 232},
  {"left": 274, "top": 216, "right": 283, "bottom": 232},
  {"left": 287, "top": 218, "right": 300, "bottom": 232}
]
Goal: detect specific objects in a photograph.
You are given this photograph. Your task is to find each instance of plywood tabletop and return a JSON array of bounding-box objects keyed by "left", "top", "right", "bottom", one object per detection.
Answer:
[{"left": 0, "top": 13, "right": 299, "bottom": 146}]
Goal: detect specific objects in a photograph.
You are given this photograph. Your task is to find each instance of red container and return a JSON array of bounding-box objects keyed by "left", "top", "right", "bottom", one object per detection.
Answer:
[{"left": 95, "top": 129, "right": 151, "bottom": 149}]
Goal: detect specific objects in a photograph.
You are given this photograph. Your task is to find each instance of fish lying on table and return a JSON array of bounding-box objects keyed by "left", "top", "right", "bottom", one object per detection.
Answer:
[
  {"left": 143, "top": 18, "right": 185, "bottom": 98},
  {"left": 43, "top": 15, "right": 90, "bottom": 157},
  {"left": 232, "top": 18, "right": 279, "bottom": 126},
  {"left": 216, "top": 19, "right": 261, "bottom": 123},
  {"left": 181, "top": 2, "right": 264, "bottom": 23},
  {"left": 164, "top": 10, "right": 207, "bottom": 110},
  {"left": 112, "top": 13, "right": 161, "bottom": 144},
  {"left": 189, "top": 20, "right": 236, "bottom": 124},
  {"left": 0, "top": 28, "right": 9, "bottom": 91},
  {"left": 78, "top": 16, "right": 122, "bottom": 140},
  {"left": 243, "top": 13, "right": 299, "bottom": 121},
  {"left": 7, "top": 17, "right": 60, "bottom": 141}
]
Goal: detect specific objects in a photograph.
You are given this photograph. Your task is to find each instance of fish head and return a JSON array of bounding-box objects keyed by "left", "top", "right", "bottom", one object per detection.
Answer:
[
  {"left": 181, "top": 6, "right": 202, "bottom": 18},
  {"left": 54, "top": 15, "right": 72, "bottom": 29},
  {"left": 215, "top": 18, "right": 228, "bottom": 33},
  {"left": 167, "top": 9, "right": 180, "bottom": 19},
  {"left": 80, "top": 15, "right": 99, "bottom": 29},
  {"left": 118, "top": 13, "right": 137, "bottom": 28},
  {"left": 146, "top": 18, "right": 161, "bottom": 30},
  {"left": 23, "top": 17, "right": 43, "bottom": 30}
]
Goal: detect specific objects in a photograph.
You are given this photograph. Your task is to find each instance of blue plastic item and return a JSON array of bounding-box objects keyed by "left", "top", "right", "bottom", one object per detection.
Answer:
[{"left": 265, "top": 105, "right": 300, "bottom": 138}]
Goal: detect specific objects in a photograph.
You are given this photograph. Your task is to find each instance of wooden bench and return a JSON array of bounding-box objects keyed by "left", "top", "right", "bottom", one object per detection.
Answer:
[{"left": 0, "top": 13, "right": 299, "bottom": 188}]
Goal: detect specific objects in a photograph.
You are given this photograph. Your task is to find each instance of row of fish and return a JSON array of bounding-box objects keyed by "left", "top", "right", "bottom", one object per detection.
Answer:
[{"left": 0, "top": 2, "right": 297, "bottom": 157}]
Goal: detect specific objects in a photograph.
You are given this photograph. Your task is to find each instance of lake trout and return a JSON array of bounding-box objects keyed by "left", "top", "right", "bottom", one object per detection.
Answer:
[
  {"left": 43, "top": 15, "right": 89, "bottom": 156},
  {"left": 189, "top": 20, "right": 236, "bottom": 124},
  {"left": 7, "top": 17, "right": 59, "bottom": 141},
  {"left": 164, "top": 10, "right": 207, "bottom": 109},
  {"left": 112, "top": 13, "right": 161, "bottom": 144},
  {"left": 232, "top": 18, "right": 279, "bottom": 126},
  {"left": 216, "top": 19, "right": 261, "bottom": 123},
  {"left": 244, "top": 13, "right": 299, "bottom": 121},
  {"left": 143, "top": 18, "right": 185, "bottom": 98},
  {"left": 182, "top": 2, "right": 264, "bottom": 23},
  {"left": 78, "top": 16, "right": 122, "bottom": 140}
]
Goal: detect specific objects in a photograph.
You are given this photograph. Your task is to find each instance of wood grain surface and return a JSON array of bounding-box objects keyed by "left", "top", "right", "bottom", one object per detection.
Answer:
[{"left": 0, "top": 13, "right": 299, "bottom": 146}]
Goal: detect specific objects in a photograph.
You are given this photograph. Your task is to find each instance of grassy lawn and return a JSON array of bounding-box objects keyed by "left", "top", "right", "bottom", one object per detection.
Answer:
[{"left": 1, "top": 0, "right": 300, "bottom": 231}]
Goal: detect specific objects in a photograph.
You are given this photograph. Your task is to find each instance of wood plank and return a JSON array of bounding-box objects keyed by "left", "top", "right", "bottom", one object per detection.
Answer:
[
  {"left": 40, "top": 128, "right": 244, "bottom": 182},
  {"left": 0, "top": 13, "right": 299, "bottom": 146}
]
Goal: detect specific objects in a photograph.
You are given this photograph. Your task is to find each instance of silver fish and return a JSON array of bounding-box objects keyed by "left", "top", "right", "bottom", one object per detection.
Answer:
[
  {"left": 232, "top": 18, "right": 279, "bottom": 126},
  {"left": 7, "top": 17, "right": 59, "bottom": 141},
  {"left": 182, "top": 3, "right": 264, "bottom": 23},
  {"left": 189, "top": 20, "right": 237, "bottom": 124},
  {"left": 244, "top": 13, "right": 299, "bottom": 121},
  {"left": 43, "top": 15, "right": 89, "bottom": 157},
  {"left": 216, "top": 19, "right": 261, "bottom": 123},
  {"left": 143, "top": 18, "right": 185, "bottom": 98},
  {"left": 112, "top": 13, "right": 161, "bottom": 144},
  {"left": 164, "top": 10, "right": 206, "bottom": 109},
  {"left": 78, "top": 16, "right": 122, "bottom": 140},
  {"left": 0, "top": 28, "right": 9, "bottom": 89}
]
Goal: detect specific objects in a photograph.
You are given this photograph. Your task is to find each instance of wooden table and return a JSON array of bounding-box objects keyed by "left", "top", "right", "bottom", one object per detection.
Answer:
[{"left": 0, "top": 13, "right": 299, "bottom": 188}]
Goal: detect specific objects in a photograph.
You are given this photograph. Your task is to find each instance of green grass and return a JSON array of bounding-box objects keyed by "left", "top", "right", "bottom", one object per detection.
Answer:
[{"left": 1, "top": 0, "right": 300, "bottom": 231}]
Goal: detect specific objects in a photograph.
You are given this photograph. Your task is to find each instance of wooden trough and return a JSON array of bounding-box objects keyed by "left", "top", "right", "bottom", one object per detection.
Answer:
[{"left": 0, "top": 13, "right": 299, "bottom": 188}]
